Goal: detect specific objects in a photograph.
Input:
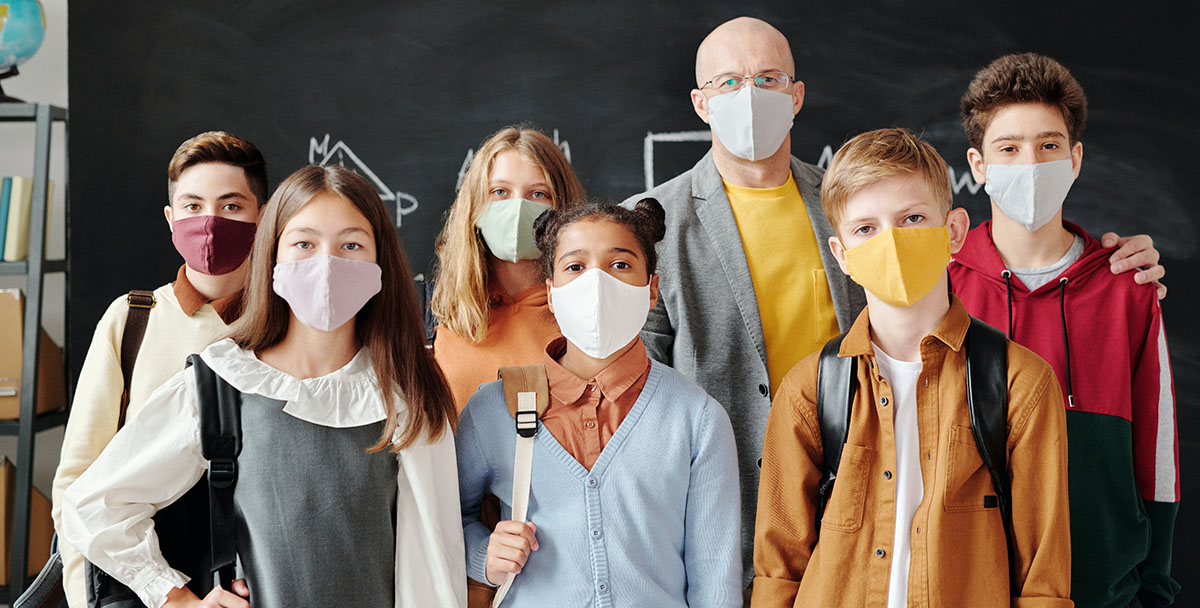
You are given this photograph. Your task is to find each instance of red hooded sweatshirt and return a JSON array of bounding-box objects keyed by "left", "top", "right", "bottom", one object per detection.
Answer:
[{"left": 949, "top": 220, "right": 1179, "bottom": 608}]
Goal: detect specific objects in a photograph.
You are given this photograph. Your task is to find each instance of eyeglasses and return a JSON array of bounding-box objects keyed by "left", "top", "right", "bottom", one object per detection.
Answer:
[{"left": 700, "top": 71, "right": 793, "bottom": 93}]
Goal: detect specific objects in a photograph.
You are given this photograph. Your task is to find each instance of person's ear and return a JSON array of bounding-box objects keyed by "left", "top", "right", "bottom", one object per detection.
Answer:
[
  {"left": 967, "top": 148, "right": 987, "bottom": 187},
  {"left": 791, "top": 79, "right": 805, "bottom": 115},
  {"left": 691, "top": 88, "right": 710, "bottom": 124},
  {"left": 1070, "top": 140, "right": 1083, "bottom": 179},
  {"left": 545, "top": 278, "right": 555, "bottom": 314},
  {"left": 947, "top": 207, "right": 971, "bottom": 255},
  {"left": 828, "top": 235, "right": 850, "bottom": 275},
  {"left": 164, "top": 204, "right": 174, "bottom": 231},
  {"left": 648, "top": 273, "right": 660, "bottom": 310}
]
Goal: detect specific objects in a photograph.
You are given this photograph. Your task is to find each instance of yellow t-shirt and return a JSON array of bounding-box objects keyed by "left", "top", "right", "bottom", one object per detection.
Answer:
[{"left": 725, "top": 176, "right": 840, "bottom": 394}]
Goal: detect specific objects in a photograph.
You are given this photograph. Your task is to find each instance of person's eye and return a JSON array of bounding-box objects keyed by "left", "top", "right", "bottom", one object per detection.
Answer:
[
  {"left": 184, "top": 203, "right": 200, "bottom": 211},
  {"left": 611, "top": 261, "right": 631, "bottom": 270},
  {"left": 222, "top": 203, "right": 241, "bottom": 211},
  {"left": 853, "top": 225, "right": 873, "bottom": 236},
  {"left": 491, "top": 188, "right": 509, "bottom": 198},
  {"left": 565, "top": 263, "right": 584, "bottom": 273},
  {"left": 1043, "top": 142, "right": 1060, "bottom": 150},
  {"left": 296, "top": 241, "right": 312, "bottom": 250},
  {"left": 343, "top": 242, "right": 362, "bottom": 251},
  {"left": 530, "top": 191, "right": 551, "bottom": 200},
  {"left": 719, "top": 76, "right": 741, "bottom": 88},
  {"left": 999, "top": 145, "right": 1016, "bottom": 153},
  {"left": 904, "top": 214, "right": 925, "bottom": 224}
]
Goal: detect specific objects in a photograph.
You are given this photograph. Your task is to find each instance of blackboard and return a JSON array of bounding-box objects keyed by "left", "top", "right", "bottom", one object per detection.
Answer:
[{"left": 69, "top": 1, "right": 1198, "bottom": 600}]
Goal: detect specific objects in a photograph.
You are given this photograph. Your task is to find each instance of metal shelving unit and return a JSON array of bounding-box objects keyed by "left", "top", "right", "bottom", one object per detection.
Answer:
[{"left": 0, "top": 102, "right": 69, "bottom": 601}]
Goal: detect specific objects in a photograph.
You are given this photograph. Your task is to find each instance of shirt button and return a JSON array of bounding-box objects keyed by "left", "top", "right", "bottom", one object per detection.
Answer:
[
  {"left": 883, "top": 470, "right": 892, "bottom": 480},
  {"left": 585, "top": 421, "right": 596, "bottom": 429},
  {"left": 880, "top": 397, "right": 889, "bottom": 406},
  {"left": 587, "top": 478, "right": 598, "bottom": 488},
  {"left": 876, "top": 548, "right": 886, "bottom": 558},
  {"left": 587, "top": 384, "right": 596, "bottom": 392},
  {"left": 598, "top": 581, "right": 608, "bottom": 592},
  {"left": 592, "top": 528, "right": 602, "bottom": 538},
  {"left": 758, "top": 384, "right": 769, "bottom": 396}
]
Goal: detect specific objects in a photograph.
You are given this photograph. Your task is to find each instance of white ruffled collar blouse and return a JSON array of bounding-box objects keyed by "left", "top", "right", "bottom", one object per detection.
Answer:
[{"left": 200, "top": 337, "right": 388, "bottom": 428}]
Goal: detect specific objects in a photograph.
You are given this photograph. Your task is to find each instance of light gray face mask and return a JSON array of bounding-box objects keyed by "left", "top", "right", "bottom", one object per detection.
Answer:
[
  {"left": 984, "top": 158, "right": 1075, "bottom": 232},
  {"left": 475, "top": 198, "right": 553, "bottom": 263},
  {"left": 706, "top": 86, "right": 795, "bottom": 162}
]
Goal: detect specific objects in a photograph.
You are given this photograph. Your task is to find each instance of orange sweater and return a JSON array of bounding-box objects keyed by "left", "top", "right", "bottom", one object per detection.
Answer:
[{"left": 434, "top": 284, "right": 561, "bottom": 411}]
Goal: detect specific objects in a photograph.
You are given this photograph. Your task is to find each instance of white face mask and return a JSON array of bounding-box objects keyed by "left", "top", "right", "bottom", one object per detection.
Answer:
[
  {"left": 475, "top": 198, "right": 553, "bottom": 263},
  {"left": 549, "top": 268, "right": 650, "bottom": 359},
  {"left": 984, "top": 158, "right": 1075, "bottom": 232},
  {"left": 706, "top": 86, "right": 795, "bottom": 162}
]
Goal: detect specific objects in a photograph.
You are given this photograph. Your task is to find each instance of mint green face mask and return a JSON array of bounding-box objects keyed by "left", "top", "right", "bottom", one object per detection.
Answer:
[{"left": 474, "top": 198, "right": 553, "bottom": 263}]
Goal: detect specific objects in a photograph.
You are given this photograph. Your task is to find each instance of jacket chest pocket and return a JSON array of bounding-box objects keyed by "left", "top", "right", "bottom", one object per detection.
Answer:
[
  {"left": 944, "top": 425, "right": 998, "bottom": 512},
  {"left": 821, "top": 444, "right": 872, "bottom": 532}
]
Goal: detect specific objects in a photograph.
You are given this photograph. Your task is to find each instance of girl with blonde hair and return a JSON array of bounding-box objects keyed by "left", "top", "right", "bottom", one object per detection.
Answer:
[{"left": 431, "top": 126, "right": 585, "bottom": 410}]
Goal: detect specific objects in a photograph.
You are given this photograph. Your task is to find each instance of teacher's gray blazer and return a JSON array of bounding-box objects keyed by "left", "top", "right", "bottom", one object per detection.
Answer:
[{"left": 622, "top": 150, "right": 866, "bottom": 583}]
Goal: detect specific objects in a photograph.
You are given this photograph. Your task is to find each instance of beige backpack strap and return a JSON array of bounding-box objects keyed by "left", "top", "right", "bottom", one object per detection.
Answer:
[
  {"left": 492, "top": 364, "right": 548, "bottom": 607},
  {"left": 497, "top": 365, "right": 550, "bottom": 418}
]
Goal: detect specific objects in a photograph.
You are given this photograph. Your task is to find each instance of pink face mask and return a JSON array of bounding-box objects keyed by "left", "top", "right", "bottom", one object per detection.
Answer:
[
  {"left": 171, "top": 215, "right": 257, "bottom": 276},
  {"left": 272, "top": 255, "right": 382, "bottom": 332}
]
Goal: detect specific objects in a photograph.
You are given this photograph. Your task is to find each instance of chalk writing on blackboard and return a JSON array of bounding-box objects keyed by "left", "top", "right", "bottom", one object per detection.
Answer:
[
  {"left": 642, "top": 130, "right": 983, "bottom": 196},
  {"left": 309, "top": 134, "right": 420, "bottom": 226},
  {"left": 456, "top": 129, "right": 573, "bottom": 192}
]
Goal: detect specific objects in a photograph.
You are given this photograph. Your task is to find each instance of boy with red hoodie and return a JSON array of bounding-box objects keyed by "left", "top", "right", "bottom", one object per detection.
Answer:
[{"left": 949, "top": 53, "right": 1179, "bottom": 608}]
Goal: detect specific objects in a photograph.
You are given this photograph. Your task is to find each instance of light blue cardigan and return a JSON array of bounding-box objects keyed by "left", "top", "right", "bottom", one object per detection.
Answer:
[{"left": 457, "top": 359, "right": 742, "bottom": 607}]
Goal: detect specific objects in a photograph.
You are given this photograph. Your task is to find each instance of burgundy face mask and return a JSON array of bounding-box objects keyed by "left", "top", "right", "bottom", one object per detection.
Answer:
[{"left": 170, "top": 215, "right": 257, "bottom": 276}]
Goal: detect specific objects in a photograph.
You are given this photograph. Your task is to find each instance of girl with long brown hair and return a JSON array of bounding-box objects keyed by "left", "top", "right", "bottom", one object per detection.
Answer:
[
  {"left": 62, "top": 165, "right": 465, "bottom": 608},
  {"left": 430, "top": 126, "right": 585, "bottom": 410}
]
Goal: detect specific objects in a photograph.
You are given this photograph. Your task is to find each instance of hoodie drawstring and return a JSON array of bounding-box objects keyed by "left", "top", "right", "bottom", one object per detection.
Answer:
[
  {"left": 1058, "top": 277, "right": 1076, "bottom": 408},
  {"left": 1000, "top": 270, "right": 1014, "bottom": 339}
]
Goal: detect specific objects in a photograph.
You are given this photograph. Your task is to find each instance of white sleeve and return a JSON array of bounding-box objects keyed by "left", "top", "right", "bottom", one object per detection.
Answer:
[
  {"left": 394, "top": 421, "right": 467, "bottom": 608},
  {"left": 60, "top": 367, "right": 208, "bottom": 608}
]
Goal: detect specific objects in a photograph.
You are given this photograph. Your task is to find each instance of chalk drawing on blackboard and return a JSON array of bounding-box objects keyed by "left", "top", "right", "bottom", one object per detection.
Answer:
[
  {"left": 308, "top": 134, "right": 420, "bottom": 226},
  {"left": 456, "top": 129, "right": 573, "bottom": 192},
  {"left": 642, "top": 131, "right": 711, "bottom": 191}
]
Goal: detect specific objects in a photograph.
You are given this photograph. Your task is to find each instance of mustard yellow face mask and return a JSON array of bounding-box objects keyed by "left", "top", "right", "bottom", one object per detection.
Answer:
[{"left": 843, "top": 226, "right": 950, "bottom": 307}]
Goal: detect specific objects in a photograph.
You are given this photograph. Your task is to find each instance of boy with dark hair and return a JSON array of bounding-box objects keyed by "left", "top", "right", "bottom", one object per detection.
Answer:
[
  {"left": 951, "top": 53, "right": 1180, "bottom": 608},
  {"left": 753, "top": 128, "right": 1071, "bottom": 608},
  {"left": 51, "top": 131, "right": 267, "bottom": 607}
]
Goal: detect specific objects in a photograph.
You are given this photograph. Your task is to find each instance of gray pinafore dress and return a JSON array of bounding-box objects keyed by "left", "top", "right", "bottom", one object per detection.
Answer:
[{"left": 232, "top": 391, "right": 398, "bottom": 607}]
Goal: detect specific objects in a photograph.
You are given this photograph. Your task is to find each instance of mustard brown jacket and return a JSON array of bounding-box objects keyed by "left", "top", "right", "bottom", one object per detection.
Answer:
[{"left": 752, "top": 297, "right": 1072, "bottom": 608}]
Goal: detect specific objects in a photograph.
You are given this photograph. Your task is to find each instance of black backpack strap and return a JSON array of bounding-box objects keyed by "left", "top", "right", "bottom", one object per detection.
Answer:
[
  {"left": 188, "top": 354, "right": 242, "bottom": 590},
  {"left": 413, "top": 279, "right": 437, "bottom": 348},
  {"left": 964, "top": 318, "right": 1014, "bottom": 595},
  {"left": 815, "top": 333, "right": 856, "bottom": 532}
]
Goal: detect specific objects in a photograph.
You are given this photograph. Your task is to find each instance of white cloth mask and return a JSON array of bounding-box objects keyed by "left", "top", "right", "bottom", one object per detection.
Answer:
[
  {"left": 273, "top": 255, "right": 382, "bottom": 332},
  {"left": 984, "top": 158, "right": 1075, "bottom": 232},
  {"left": 706, "top": 86, "right": 795, "bottom": 161},
  {"left": 549, "top": 268, "right": 651, "bottom": 359},
  {"left": 475, "top": 198, "right": 553, "bottom": 263}
]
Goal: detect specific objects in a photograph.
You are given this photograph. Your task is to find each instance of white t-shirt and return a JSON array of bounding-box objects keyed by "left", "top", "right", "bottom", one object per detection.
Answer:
[{"left": 873, "top": 343, "right": 924, "bottom": 608}]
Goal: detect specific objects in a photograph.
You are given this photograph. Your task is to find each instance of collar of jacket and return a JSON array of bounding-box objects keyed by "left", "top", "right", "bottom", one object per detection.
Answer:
[{"left": 838, "top": 294, "right": 971, "bottom": 358}]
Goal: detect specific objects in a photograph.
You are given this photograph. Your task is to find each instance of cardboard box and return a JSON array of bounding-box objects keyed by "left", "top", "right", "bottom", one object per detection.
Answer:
[
  {"left": 0, "top": 456, "right": 54, "bottom": 585},
  {"left": 0, "top": 288, "right": 66, "bottom": 419}
]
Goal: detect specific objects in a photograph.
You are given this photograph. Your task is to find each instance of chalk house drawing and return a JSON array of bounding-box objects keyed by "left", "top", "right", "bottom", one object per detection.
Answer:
[
  {"left": 641, "top": 131, "right": 982, "bottom": 195},
  {"left": 309, "top": 135, "right": 420, "bottom": 226}
]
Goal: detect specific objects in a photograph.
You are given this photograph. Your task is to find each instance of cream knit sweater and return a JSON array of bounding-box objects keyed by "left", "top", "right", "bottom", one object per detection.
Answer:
[{"left": 51, "top": 283, "right": 232, "bottom": 608}]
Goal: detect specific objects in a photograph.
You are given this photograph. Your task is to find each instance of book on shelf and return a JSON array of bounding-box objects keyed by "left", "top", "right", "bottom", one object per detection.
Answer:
[
  {"left": 1, "top": 177, "right": 54, "bottom": 262},
  {"left": 0, "top": 177, "right": 10, "bottom": 256}
]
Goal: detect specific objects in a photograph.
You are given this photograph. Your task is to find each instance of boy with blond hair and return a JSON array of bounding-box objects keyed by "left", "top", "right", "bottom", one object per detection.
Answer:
[
  {"left": 951, "top": 53, "right": 1179, "bottom": 608},
  {"left": 752, "top": 128, "right": 1072, "bottom": 608}
]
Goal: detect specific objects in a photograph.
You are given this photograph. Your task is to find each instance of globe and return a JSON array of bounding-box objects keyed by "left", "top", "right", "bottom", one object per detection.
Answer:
[{"left": 0, "top": 0, "right": 45, "bottom": 72}]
